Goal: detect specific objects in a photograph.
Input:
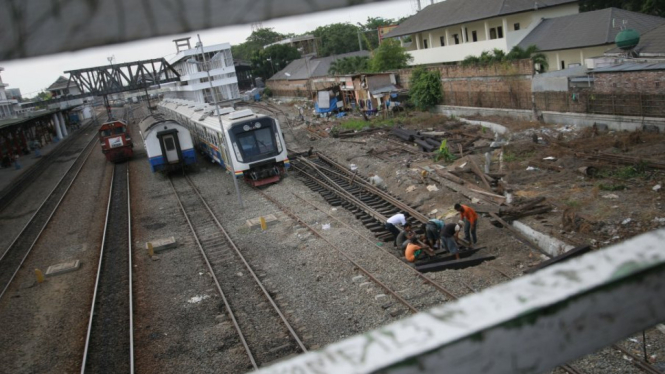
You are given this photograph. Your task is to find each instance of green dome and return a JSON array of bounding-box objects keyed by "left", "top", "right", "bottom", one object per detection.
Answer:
[{"left": 615, "top": 29, "right": 640, "bottom": 50}]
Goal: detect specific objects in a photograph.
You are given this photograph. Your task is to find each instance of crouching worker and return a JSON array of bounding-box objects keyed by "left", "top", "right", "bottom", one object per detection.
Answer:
[
  {"left": 385, "top": 212, "right": 410, "bottom": 247},
  {"left": 441, "top": 221, "right": 463, "bottom": 260},
  {"left": 395, "top": 223, "right": 413, "bottom": 251},
  {"left": 405, "top": 235, "right": 435, "bottom": 263}
]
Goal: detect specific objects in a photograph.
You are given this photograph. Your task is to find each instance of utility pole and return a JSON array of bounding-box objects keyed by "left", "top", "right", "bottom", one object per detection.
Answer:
[{"left": 197, "top": 34, "right": 244, "bottom": 209}]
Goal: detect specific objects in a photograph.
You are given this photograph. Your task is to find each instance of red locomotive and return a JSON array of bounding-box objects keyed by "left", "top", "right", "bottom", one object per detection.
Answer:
[{"left": 98, "top": 120, "right": 134, "bottom": 162}]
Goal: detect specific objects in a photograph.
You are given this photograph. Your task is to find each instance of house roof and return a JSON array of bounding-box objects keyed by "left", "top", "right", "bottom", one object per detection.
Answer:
[
  {"left": 384, "top": 0, "right": 577, "bottom": 38},
  {"left": 591, "top": 62, "right": 665, "bottom": 73},
  {"left": 47, "top": 76, "right": 70, "bottom": 91},
  {"left": 269, "top": 51, "right": 370, "bottom": 81},
  {"left": 605, "top": 23, "right": 665, "bottom": 56},
  {"left": 518, "top": 8, "right": 665, "bottom": 52}
]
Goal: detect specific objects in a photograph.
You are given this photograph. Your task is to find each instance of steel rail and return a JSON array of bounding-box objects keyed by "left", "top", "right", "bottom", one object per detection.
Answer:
[
  {"left": 315, "top": 152, "right": 430, "bottom": 223},
  {"left": 295, "top": 160, "right": 387, "bottom": 222},
  {"left": 291, "top": 193, "right": 460, "bottom": 301},
  {"left": 126, "top": 164, "right": 135, "bottom": 372},
  {"left": 168, "top": 177, "right": 259, "bottom": 371},
  {"left": 81, "top": 163, "right": 117, "bottom": 373},
  {"left": 184, "top": 176, "right": 308, "bottom": 354},
  {"left": 0, "top": 134, "right": 98, "bottom": 301},
  {"left": 255, "top": 188, "right": 419, "bottom": 314},
  {"left": 80, "top": 163, "right": 134, "bottom": 374}
]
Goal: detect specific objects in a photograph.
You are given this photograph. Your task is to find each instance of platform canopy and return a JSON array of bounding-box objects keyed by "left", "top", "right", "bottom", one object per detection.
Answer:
[{"left": 0, "top": 0, "right": 385, "bottom": 61}]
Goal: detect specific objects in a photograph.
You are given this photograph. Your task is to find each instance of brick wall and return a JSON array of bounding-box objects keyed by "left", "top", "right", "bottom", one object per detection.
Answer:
[{"left": 593, "top": 71, "right": 665, "bottom": 95}]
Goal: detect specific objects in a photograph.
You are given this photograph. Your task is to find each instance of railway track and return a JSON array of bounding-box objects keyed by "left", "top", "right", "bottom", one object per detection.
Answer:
[
  {"left": 169, "top": 175, "right": 307, "bottom": 370},
  {"left": 81, "top": 162, "right": 134, "bottom": 374},
  {"left": 0, "top": 132, "right": 98, "bottom": 300},
  {"left": 291, "top": 152, "right": 429, "bottom": 243}
]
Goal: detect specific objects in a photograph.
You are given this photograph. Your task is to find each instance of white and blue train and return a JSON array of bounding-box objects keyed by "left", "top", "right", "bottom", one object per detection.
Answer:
[
  {"left": 138, "top": 114, "right": 197, "bottom": 173},
  {"left": 158, "top": 99, "right": 290, "bottom": 186}
]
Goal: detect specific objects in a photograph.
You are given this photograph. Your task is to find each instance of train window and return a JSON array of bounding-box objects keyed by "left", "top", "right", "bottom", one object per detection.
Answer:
[
  {"left": 236, "top": 128, "right": 275, "bottom": 157},
  {"left": 100, "top": 130, "right": 112, "bottom": 137},
  {"left": 114, "top": 127, "right": 126, "bottom": 134},
  {"left": 164, "top": 137, "right": 176, "bottom": 151}
]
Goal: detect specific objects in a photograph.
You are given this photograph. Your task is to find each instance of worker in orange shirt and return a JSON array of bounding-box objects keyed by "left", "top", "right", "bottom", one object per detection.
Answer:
[
  {"left": 454, "top": 203, "right": 478, "bottom": 245},
  {"left": 404, "top": 235, "right": 435, "bottom": 263}
]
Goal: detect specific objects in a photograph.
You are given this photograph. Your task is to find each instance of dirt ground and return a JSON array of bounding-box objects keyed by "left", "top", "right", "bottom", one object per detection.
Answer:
[{"left": 283, "top": 100, "right": 665, "bottom": 252}]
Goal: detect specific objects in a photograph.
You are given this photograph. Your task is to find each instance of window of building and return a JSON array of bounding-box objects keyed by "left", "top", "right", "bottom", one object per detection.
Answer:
[
  {"left": 497, "top": 26, "right": 503, "bottom": 38},
  {"left": 453, "top": 34, "right": 460, "bottom": 44},
  {"left": 423, "top": 39, "right": 428, "bottom": 49},
  {"left": 561, "top": 61, "right": 565, "bottom": 70},
  {"left": 440, "top": 36, "right": 445, "bottom": 46},
  {"left": 464, "top": 29, "right": 469, "bottom": 42},
  {"left": 514, "top": 23, "right": 520, "bottom": 31},
  {"left": 490, "top": 28, "right": 497, "bottom": 40},
  {"left": 472, "top": 31, "right": 478, "bottom": 42}
]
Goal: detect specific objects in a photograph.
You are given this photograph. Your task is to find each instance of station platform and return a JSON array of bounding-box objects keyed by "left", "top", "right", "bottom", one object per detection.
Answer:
[{"left": 0, "top": 119, "right": 94, "bottom": 198}]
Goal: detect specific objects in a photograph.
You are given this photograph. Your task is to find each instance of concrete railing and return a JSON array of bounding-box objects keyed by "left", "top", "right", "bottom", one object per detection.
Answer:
[{"left": 252, "top": 229, "right": 665, "bottom": 374}]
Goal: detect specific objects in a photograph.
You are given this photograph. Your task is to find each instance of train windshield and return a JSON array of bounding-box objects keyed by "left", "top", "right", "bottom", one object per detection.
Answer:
[
  {"left": 100, "top": 129, "right": 112, "bottom": 137},
  {"left": 236, "top": 127, "right": 276, "bottom": 158},
  {"left": 113, "top": 126, "right": 126, "bottom": 134}
]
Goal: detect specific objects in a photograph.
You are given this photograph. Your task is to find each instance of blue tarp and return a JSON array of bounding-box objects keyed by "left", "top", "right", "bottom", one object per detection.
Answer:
[{"left": 315, "top": 97, "right": 339, "bottom": 114}]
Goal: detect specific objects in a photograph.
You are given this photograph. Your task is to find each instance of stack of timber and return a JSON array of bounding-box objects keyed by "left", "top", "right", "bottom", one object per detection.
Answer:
[{"left": 498, "top": 196, "right": 551, "bottom": 221}]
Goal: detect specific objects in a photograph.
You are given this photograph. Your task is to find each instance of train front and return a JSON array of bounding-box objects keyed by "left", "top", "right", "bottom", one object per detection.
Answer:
[
  {"left": 98, "top": 120, "right": 134, "bottom": 162},
  {"left": 228, "top": 115, "right": 289, "bottom": 187}
]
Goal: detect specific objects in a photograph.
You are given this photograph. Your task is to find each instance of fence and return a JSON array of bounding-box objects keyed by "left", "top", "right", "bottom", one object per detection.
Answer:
[{"left": 442, "top": 91, "right": 665, "bottom": 118}]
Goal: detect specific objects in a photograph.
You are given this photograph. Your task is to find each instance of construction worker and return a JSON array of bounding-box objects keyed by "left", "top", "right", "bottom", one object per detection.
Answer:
[
  {"left": 441, "top": 221, "right": 462, "bottom": 260},
  {"left": 454, "top": 203, "right": 478, "bottom": 245},
  {"left": 385, "top": 212, "right": 410, "bottom": 246},
  {"left": 395, "top": 223, "right": 414, "bottom": 251},
  {"left": 423, "top": 218, "right": 444, "bottom": 249},
  {"left": 404, "top": 235, "right": 435, "bottom": 263}
]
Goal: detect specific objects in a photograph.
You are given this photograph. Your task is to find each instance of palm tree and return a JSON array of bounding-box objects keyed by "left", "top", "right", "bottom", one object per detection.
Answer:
[{"left": 507, "top": 45, "right": 548, "bottom": 73}]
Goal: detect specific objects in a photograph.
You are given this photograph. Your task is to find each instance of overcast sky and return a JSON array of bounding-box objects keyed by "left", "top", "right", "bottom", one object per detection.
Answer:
[{"left": 0, "top": 0, "right": 417, "bottom": 97}]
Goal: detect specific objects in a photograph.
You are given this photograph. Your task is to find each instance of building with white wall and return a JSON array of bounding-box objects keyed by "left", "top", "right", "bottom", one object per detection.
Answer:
[
  {"left": 164, "top": 38, "right": 240, "bottom": 104},
  {"left": 518, "top": 8, "right": 665, "bottom": 71},
  {"left": 0, "top": 67, "right": 20, "bottom": 120},
  {"left": 385, "top": 0, "right": 580, "bottom": 66}
]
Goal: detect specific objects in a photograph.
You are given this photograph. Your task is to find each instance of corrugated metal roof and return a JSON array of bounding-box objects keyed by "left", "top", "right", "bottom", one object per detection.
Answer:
[
  {"left": 384, "top": 0, "right": 577, "bottom": 38},
  {"left": 47, "top": 76, "right": 70, "bottom": 91},
  {"left": 518, "top": 8, "right": 665, "bottom": 51},
  {"left": 591, "top": 62, "right": 665, "bottom": 73},
  {"left": 606, "top": 23, "right": 665, "bottom": 56},
  {"left": 269, "top": 51, "right": 370, "bottom": 81}
]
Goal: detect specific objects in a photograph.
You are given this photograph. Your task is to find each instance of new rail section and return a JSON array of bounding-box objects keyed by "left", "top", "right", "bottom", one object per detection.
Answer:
[
  {"left": 0, "top": 130, "right": 98, "bottom": 300},
  {"left": 168, "top": 174, "right": 307, "bottom": 370},
  {"left": 80, "top": 162, "right": 134, "bottom": 373}
]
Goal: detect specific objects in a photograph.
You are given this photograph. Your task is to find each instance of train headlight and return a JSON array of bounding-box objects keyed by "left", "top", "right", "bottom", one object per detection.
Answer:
[
  {"left": 243, "top": 125, "right": 250, "bottom": 131},
  {"left": 232, "top": 142, "right": 243, "bottom": 162},
  {"left": 275, "top": 132, "right": 283, "bottom": 153}
]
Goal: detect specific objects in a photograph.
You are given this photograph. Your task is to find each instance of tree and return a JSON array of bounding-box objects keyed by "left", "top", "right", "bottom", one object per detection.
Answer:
[
  {"left": 232, "top": 28, "right": 285, "bottom": 61},
  {"left": 250, "top": 44, "right": 300, "bottom": 80},
  {"left": 367, "top": 39, "right": 412, "bottom": 72},
  {"left": 409, "top": 67, "right": 442, "bottom": 111},
  {"left": 461, "top": 45, "right": 548, "bottom": 73},
  {"left": 507, "top": 45, "right": 548, "bottom": 73},
  {"left": 360, "top": 17, "right": 397, "bottom": 51},
  {"left": 312, "top": 23, "right": 361, "bottom": 57},
  {"left": 579, "top": 0, "right": 664, "bottom": 15},
  {"left": 328, "top": 56, "right": 370, "bottom": 75}
]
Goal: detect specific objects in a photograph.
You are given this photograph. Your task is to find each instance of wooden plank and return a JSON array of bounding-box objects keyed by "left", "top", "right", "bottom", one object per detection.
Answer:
[
  {"left": 524, "top": 245, "right": 592, "bottom": 274},
  {"left": 468, "top": 157, "right": 493, "bottom": 191},
  {"left": 416, "top": 255, "right": 496, "bottom": 272},
  {"left": 428, "top": 174, "right": 500, "bottom": 207}
]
